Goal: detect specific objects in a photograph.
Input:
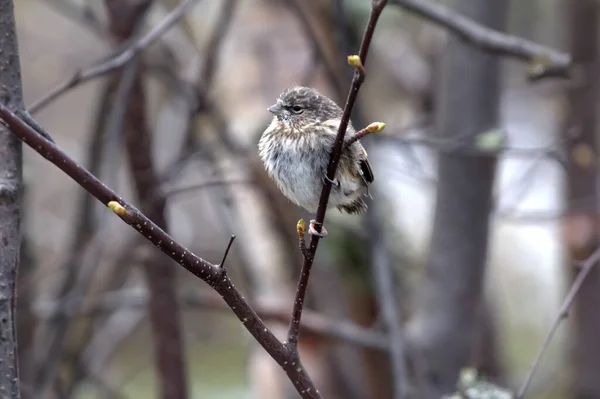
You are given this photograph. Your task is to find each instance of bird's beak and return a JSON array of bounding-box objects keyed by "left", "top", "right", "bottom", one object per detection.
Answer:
[{"left": 268, "top": 102, "right": 283, "bottom": 116}]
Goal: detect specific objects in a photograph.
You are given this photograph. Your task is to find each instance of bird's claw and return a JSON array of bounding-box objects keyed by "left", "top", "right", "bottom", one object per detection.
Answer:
[
  {"left": 309, "top": 220, "right": 328, "bottom": 238},
  {"left": 322, "top": 174, "right": 339, "bottom": 187}
]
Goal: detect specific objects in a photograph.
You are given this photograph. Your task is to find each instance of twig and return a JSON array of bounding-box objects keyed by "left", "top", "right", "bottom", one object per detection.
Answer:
[
  {"left": 28, "top": 0, "right": 200, "bottom": 114},
  {"left": 517, "top": 247, "right": 600, "bottom": 398},
  {"left": 286, "top": 0, "right": 389, "bottom": 349},
  {"left": 219, "top": 235, "right": 236, "bottom": 269},
  {"left": 0, "top": 107, "right": 323, "bottom": 399},
  {"left": 163, "top": 179, "right": 255, "bottom": 197},
  {"left": 344, "top": 121, "right": 385, "bottom": 150},
  {"left": 389, "top": 0, "right": 571, "bottom": 80}
]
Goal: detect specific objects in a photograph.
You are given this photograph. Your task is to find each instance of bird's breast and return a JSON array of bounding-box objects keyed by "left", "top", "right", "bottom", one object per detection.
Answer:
[{"left": 260, "top": 137, "right": 328, "bottom": 211}]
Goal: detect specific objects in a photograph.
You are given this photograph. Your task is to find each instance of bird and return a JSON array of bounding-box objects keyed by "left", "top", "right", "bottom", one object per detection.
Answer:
[{"left": 258, "top": 86, "right": 374, "bottom": 237}]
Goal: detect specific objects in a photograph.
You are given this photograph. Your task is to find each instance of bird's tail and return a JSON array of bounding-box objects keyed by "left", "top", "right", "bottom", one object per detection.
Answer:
[{"left": 337, "top": 198, "right": 367, "bottom": 215}]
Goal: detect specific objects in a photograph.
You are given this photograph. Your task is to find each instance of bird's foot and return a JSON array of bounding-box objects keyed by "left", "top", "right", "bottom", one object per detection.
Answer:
[
  {"left": 322, "top": 174, "right": 339, "bottom": 187},
  {"left": 309, "top": 220, "right": 328, "bottom": 238}
]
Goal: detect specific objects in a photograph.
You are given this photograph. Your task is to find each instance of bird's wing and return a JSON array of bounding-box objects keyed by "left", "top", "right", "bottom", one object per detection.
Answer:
[{"left": 357, "top": 145, "right": 374, "bottom": 184}]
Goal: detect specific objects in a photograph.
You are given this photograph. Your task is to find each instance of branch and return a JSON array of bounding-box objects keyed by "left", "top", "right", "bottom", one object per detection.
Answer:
[
  {"left": 0, "top": 107, "right": 323, "bottom": 399},
  {"left": 517, "top": 247, "right": 600, "bottom": 398},
  {"left": 389, "top": 0, "right": 571, "bottom": 80},
  {"left": 28, "top": 0, "right": 200, "bottom": 114},
  {"left": 111, "top": 0, "right": 189, "bottom": 393},
  {"left": 287, "top": 0, "right": 389, "bottom": 349},
  {"left": 34, "top": 289, "right": 389, "bottom": 351},
  {"left": 368, "top": 207, "right": 411, "bottom": 398}
]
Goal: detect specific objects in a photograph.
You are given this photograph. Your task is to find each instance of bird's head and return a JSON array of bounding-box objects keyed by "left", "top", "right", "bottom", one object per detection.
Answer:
[{"left": 267, "top": 86, "right": 342, "bottom": 129}]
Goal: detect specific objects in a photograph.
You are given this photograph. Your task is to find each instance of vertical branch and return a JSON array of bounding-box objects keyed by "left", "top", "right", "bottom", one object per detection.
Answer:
[
  {"left": 368, "top": 205, "right": 410, "bottom": 399},
  {"left": 0, "top": 0, "right": 24, "bottom": 397},
  {"left": 104, "top": 0, "right": 188, "bottom": 397},
  {"left": 123, "top": 69, "right": 189, "bottom": 399},
  {"left": 287, "top": 0, "right": 389, "bottom": 349}
]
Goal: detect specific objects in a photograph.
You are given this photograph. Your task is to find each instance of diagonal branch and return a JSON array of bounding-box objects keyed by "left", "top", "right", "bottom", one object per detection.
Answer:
[
  {"left": 517, "top": 247, "right": 600, "bottom": 399},
  {"left": 286, "top": 0, "right": 389, "bottom": 349},
  {"left": 28, "top": 0, "right": 200, "bottom": 114},
  {"left": 389, "top": 0, "right": 571, "bottom": 80},
  {"left": 0, "top": 107, "right": 323, "bottom": 399}
]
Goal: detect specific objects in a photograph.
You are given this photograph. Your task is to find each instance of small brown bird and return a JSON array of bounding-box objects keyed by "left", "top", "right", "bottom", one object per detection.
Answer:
[{"left": 258, "top": 86, "right": 374, "bottom": 237}]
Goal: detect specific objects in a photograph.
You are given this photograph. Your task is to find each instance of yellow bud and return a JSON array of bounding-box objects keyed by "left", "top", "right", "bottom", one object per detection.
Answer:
[
  {"left": 366, "top": 122, "right": 386, "bottom": 133},
  {"left": 572, "top": 143, "right": 595, "bottom": 169},
  {"left": 297, "top": 219, "right": 306, "bottom": 235},
  {"left": 108, "top": 201, "right": 126, "bottom": 216},
  {"left": 347, "top": 55, "right": 362, "bottom": 68},
  {"left": 527, "top": 54, "right": 551, "bottom": 79}
]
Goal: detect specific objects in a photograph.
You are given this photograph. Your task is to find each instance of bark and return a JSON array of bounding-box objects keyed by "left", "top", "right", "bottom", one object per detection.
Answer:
[
  {"left": 564, "top": 1, "right": 600, "bottom": 398},
  {"left": 0, "top": 0, "right": 24, "bottom": 397},
  {"left": 407, "top": 0, "right": 508, "bottom": 397}
]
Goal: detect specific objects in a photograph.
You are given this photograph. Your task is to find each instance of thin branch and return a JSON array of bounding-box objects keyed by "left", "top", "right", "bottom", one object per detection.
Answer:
[
  {"left": 219, "top": 235, "right": 236, "bottom": 269},
  {"left": 344, "top": 122, "right": 384, "bottom": 150},
  {"left": 286, "top": 0, "right": 389, "bottom": 349},
  {"left": 389, "top": 0, "right": 571, "bottom": 80},
  {"left": 517, "top": 247, "right": 600, "bottom": 398},
  {"left": 382, "top": 133, "right": 562, "bottom": 158},
  {"left": 0, "top": 107, "right": 323, "bottom": 399},
  {"left": 28, "top": 0, "right": 200, "bottom": 114},
  {"left": 163, "top": 179, "right": 255, "bottom": 198}
]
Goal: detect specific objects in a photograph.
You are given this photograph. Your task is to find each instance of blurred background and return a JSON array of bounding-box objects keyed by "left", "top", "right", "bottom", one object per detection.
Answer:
[{"left": 11, "top": 0, "right": 595, "bottom": 398}]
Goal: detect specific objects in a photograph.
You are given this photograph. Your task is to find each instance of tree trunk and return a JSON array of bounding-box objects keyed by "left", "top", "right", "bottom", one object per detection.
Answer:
[
  {"left": 0, "top": 0, "right": 24, "bottom": 397},
  {"left": 564, "top": 1, "right": 600, "bottom": 398},
  {"left": 407, "top": 0, "right": 508, "bottom": 397}
]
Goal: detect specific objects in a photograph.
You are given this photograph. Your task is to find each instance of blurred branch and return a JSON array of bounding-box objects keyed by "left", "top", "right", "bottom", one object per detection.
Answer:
[
  {"left": 368, "top": 207, "right": 411, "bottom": 398},
  {"left": 288, "top": 0, "right": 388, "bottom": 350},
  {"left": 0, "top": 1, "right": 24, "bottom": 397},
  {"left": 287, "top": 0, "right": 345, "bottom": 97},
  {"left": 163, "top": 179, "right": 255, "bottom": 198},
  {"left": 105, "top": 0, "right": 189, "bottom": 396},
  {"left": 382, "top": 133, "right": 563, "bottom": 159},
  {"left": 30, "top": 15, "right": 149, "bottom": 395},
  {"left": 40, "top": 0, "right": 106, "bottom": 39},
  {"left": 34, "top": 289, "right": 389, "bottom": 351},
  {"left": 517, "top": 247, "right": 600, "bottom": 398},
  {"left": 389, "top": 0, "right": 571, "bottom": 80},
  {"left": 201, "top": 0, "right": 238, "bottom": 85},
  {"left": 0, "top": 109, "right": 323, "bottom": 398},
  {"left": 28, "top": 0, "right": 200, "bottom": 114}
]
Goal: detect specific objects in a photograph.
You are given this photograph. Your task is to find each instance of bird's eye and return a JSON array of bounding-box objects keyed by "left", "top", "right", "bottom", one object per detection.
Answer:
[{"left": 291, "top": 105, "right": 303, "bottom": 114}]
